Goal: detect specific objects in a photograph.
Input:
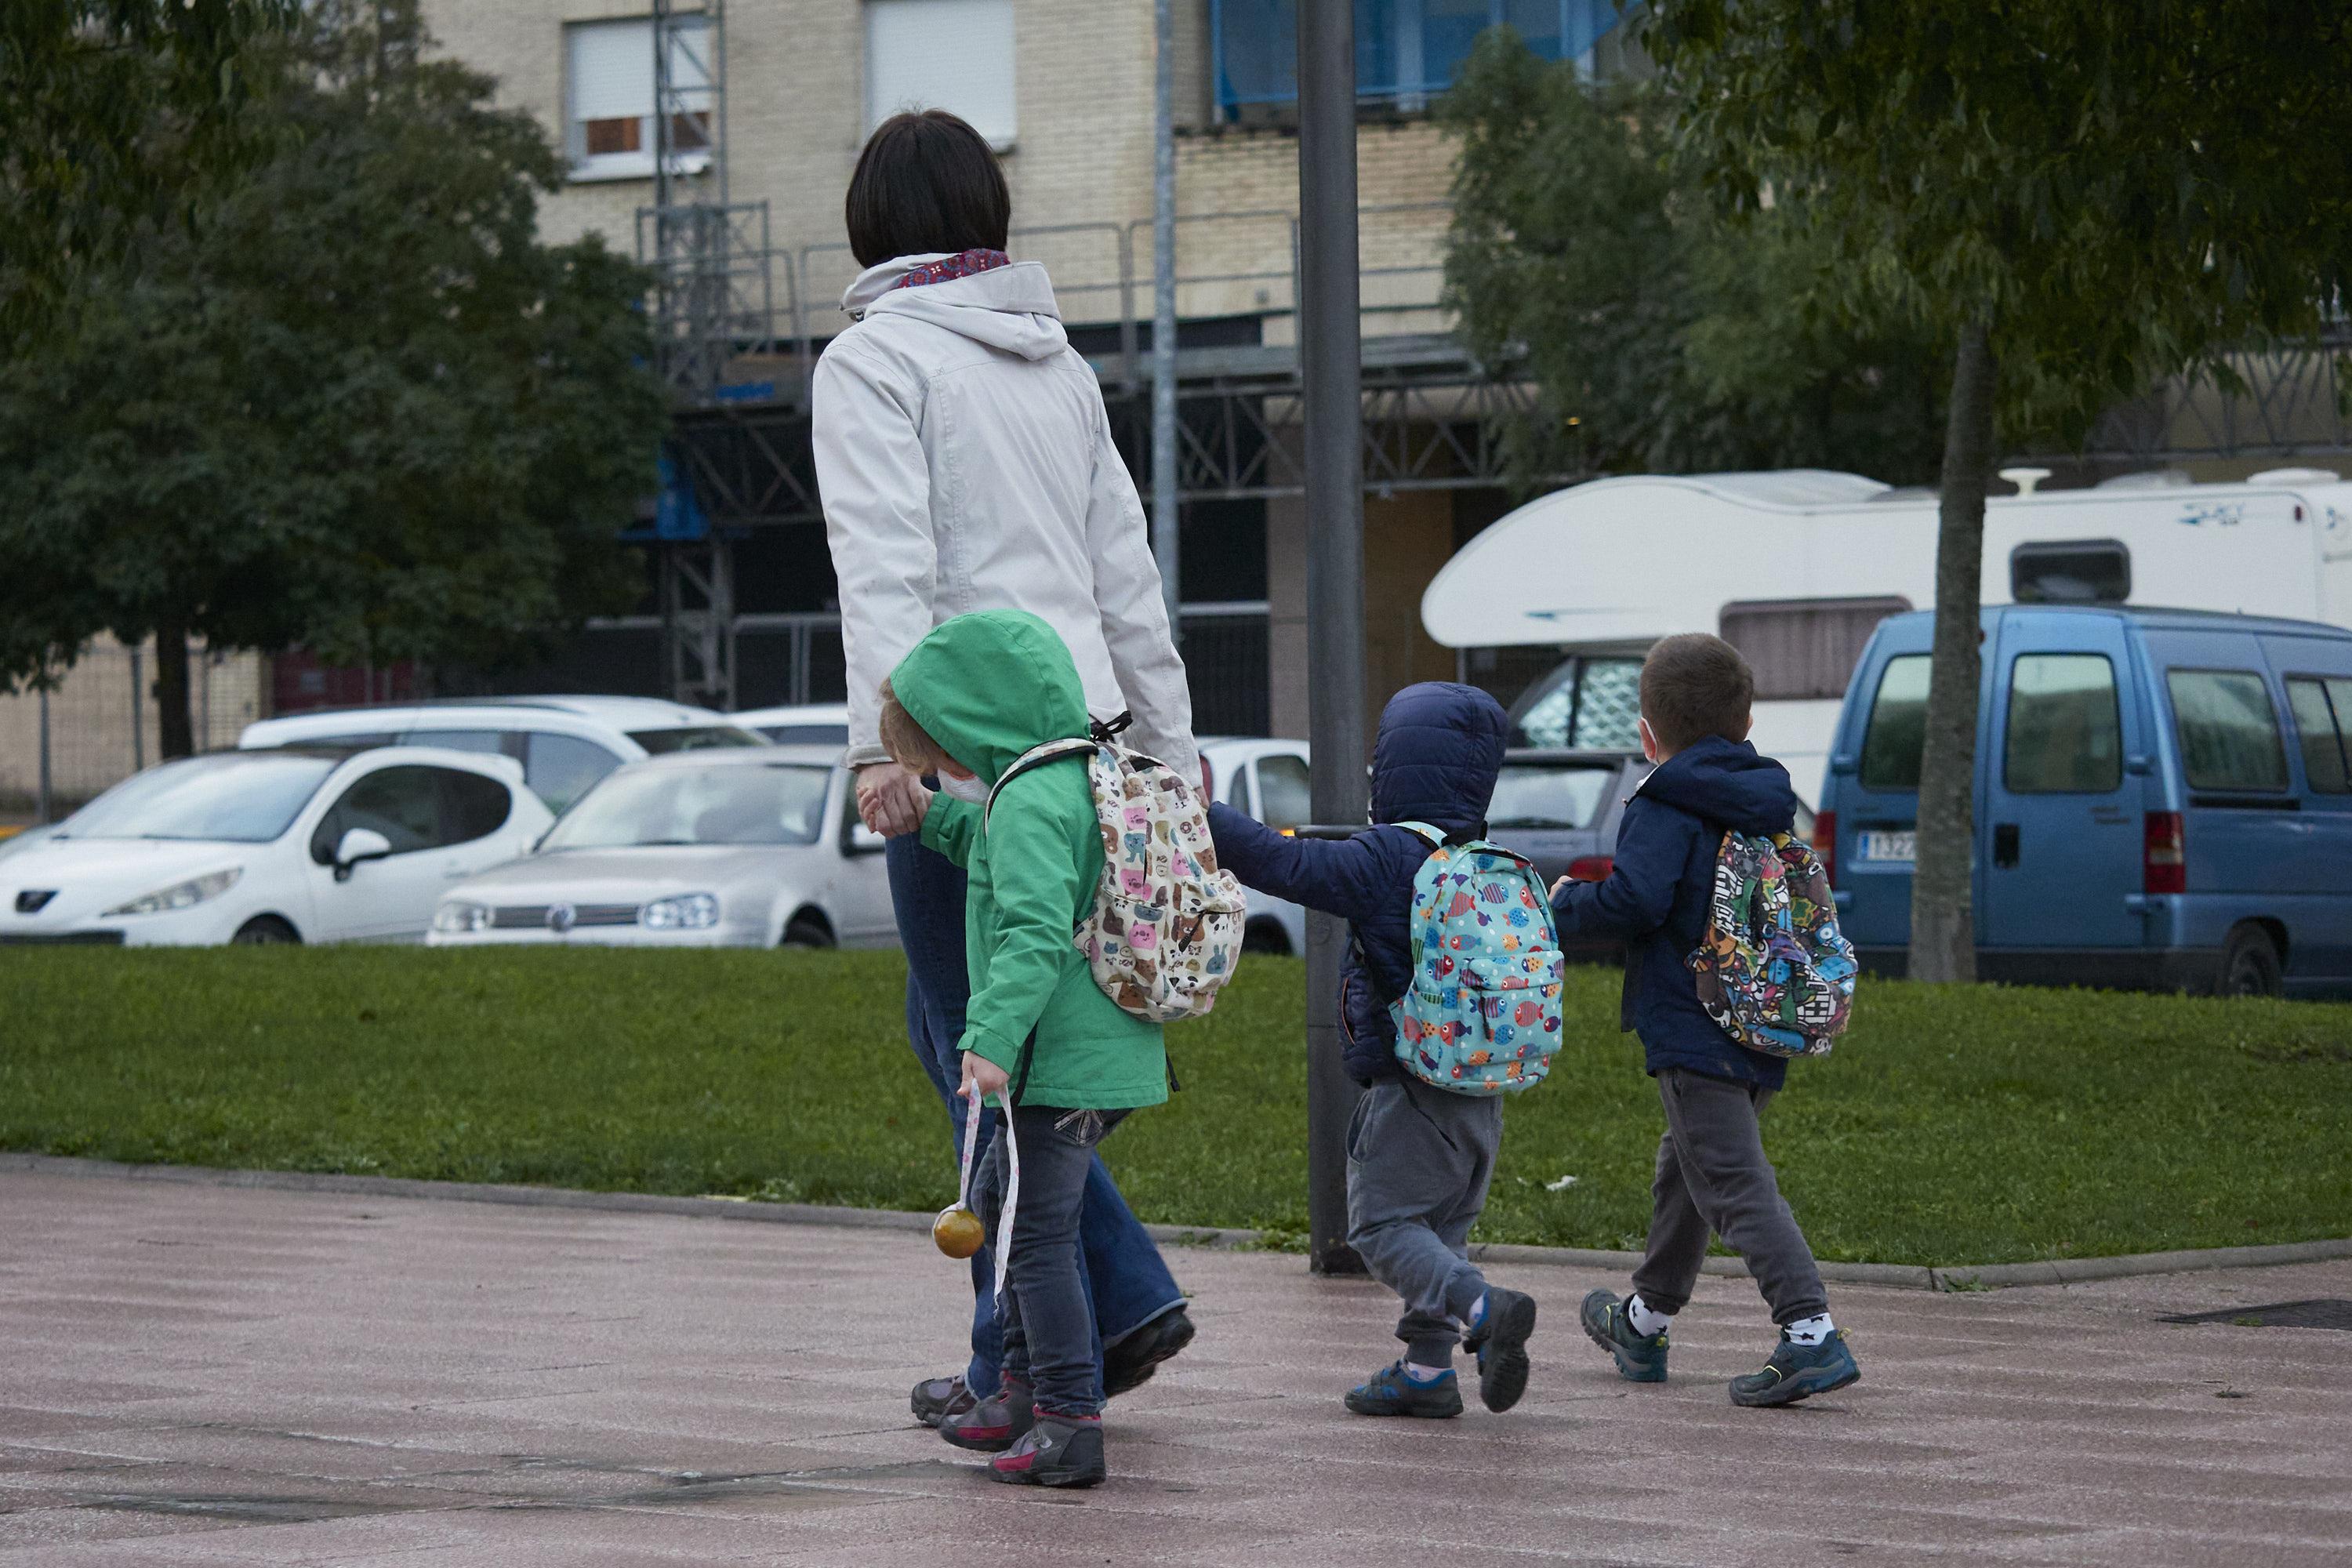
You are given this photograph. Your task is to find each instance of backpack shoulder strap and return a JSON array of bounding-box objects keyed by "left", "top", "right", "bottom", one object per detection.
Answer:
[
  {"left": 982, "top": 739, "right": 1097, "bottom": 830},
  {"left": 1393, "top": 821, "right": 1446, "bottom": 850}
]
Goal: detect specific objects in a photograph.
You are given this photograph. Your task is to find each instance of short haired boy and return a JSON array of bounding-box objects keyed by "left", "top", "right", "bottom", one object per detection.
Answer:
[
  {"left": 1552, "top": 634, "right": 1860, "bottom": 1407},
  {"left": 880, "top": 609, "right": 1172, "bottom": 1487},
  {"left": 1207, "top": 683, "right": 1539, "bottom": 1419}
]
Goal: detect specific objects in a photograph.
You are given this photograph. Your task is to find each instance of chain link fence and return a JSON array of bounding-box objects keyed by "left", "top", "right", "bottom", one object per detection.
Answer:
[{"left": 0, "top": 641, "right": 267, "bottom": 826}]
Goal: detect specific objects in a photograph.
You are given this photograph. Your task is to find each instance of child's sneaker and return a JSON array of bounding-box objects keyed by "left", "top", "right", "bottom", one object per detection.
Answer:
[
  {"left": 937, "top": 1379, "right": 1033, "bottom": 1451},
  {"left": 909, "top": 1373, "right": 976, "bottom": 1428},
  {"left": 1579, "top": 1290, "right": 1669, "bottom": 1384},
  {"left": 988, "top": 1410, "right": 1106, "bottom": 1487},
  {"left": 1462, "top": 1286, "right": 1537, "bottom": 1412},
  {"left": 1729, "top": 1329, "right": 1860, "bottom": 1408},
  {"left": 1342, "top": 1361, "right": 1464, "bottom": 1418}
]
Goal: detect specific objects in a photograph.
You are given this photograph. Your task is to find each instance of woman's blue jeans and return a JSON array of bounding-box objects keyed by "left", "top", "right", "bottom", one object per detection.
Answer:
[{"left": 886, "top": 833, "right": 1183, "bottom": 1401}]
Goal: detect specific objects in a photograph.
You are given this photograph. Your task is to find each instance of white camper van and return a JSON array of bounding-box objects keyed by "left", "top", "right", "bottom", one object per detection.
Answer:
[{"left": 1420, "top": 466, "right": 2352, "bottom": 805}]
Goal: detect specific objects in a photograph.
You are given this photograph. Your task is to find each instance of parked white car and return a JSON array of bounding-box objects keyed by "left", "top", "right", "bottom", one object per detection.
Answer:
[
  {"left": 241, "top": 696, "right": 767, "bottom": 813},
  {"left": 1, "top": 747, "right": 550, "bottom": 946},
  {"left": 427, "top": 746, "right": 896, "bottom": 950},
  {"left": 1200, "top": 735, "right": 1312, "bottom": 956},
  {"left": 730, "top": 702, "right": 851, "bottom": 746}
]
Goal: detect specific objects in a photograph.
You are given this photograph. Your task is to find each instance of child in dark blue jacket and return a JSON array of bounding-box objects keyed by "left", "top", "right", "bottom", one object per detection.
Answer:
[
  {"left": 1208, "top": 682, "right": 1539, "bottom": 1419},
  {"left": 1552, "top": 634, "right": 1860, "bottom": 1407}
]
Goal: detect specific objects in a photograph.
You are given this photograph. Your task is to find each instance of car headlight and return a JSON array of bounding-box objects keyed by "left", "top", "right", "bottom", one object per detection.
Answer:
[
  {"left": 103, "top": 867, "right": 241, "bottom": 917},
  {"left": 432, "top": 901, "right": 491, "bottom": 934},
  {"left": 641, "top": 892, "right": 720, "bottom": 930}
]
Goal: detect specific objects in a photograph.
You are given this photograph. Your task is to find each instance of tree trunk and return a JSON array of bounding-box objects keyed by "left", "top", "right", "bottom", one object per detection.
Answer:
[
  {"left": 1908, "top": 321, "right": 1997, "bottom": 984},
  {"left": 154, "top": 619, "right": 195, "bottom": 760}
]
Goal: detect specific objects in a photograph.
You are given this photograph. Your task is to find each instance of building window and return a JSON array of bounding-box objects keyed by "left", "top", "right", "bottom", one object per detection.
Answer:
[
  {"left": 1211, "top": 0, "right": 1632, "bottom": 120},
  {"left": 865, "top": 0, "right": 1018, "bottom": 153},
  {"left": 1720, "top": 597, "right": 1911, "bottom": 702},
  {"left": 565, "top": 16, "right": 713, "bottom": 183}
]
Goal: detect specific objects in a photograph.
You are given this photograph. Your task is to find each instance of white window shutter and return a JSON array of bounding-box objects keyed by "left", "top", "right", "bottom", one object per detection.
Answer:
[
  {"left": 865, "top": 0, "right": 1018, "bottom": 151},
  {"left": 568, "top": 20, "right": 655, "bottom": 125}
]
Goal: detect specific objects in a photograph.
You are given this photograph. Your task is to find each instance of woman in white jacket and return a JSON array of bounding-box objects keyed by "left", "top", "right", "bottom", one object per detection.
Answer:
[{"left": 813, "top": 111, "right": 1199, "bottom": 1435}]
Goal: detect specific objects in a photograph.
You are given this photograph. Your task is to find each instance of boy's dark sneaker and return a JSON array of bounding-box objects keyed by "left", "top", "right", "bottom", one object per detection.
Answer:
[
  {"left": 909, "top": 1373, "right": 976, "bottom": 1428},
  {"left": 1104, "top": 1307, "right": 1196, "bottom": 1397},
  {"left": 1463, "top": 1286, "right": 1537, "bottom": 1413},
  {"left": 1730, "top": 1330, "right": 1860, "bottom": 1408},
  {"left": 937, "top": 1379, "right": 1034, "bottom": 1452},
  {"left": 1343, "top": 1360, "right": 1464, "bottom": 1418},
  {"left": 1579, "top": 1290, "right": 1669, "bottom": 1384},
  {"left": 988, "top": 1411, "right": 1105, "bottom": 1488}
]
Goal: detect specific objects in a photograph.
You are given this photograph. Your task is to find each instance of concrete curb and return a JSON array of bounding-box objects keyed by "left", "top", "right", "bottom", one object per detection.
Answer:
[{"left": 6, "top": 1152, "right": 2347, "bottom": 1290}]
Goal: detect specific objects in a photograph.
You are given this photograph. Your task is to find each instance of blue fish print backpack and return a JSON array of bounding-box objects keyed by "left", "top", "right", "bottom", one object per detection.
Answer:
[{"left": 1388, "top": 822, "right": 1567, "bottom": 1096}]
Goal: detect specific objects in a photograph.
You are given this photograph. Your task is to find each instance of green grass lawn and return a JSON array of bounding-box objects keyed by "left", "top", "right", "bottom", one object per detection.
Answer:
[{"left": 3, "top": 948, "right": 2347, "bottom": 1265}]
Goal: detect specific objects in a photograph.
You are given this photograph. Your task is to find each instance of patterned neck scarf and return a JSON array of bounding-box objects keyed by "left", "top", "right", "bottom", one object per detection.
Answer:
[{"left": 895, "top": 249, "right": 1012, "bottom": 289}]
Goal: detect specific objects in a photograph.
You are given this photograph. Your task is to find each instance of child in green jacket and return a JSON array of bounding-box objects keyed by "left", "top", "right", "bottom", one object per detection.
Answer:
[{"left": 882, "top": 608, "right": 1167, "bottom": 1490}]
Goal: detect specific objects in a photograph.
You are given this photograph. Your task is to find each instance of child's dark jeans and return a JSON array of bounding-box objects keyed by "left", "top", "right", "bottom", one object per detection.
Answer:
[{"left": 974, "top": 1103, "right": 1130, "bottom": 1417}]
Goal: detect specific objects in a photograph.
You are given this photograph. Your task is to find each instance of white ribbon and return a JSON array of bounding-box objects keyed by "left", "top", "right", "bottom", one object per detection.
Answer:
[{"left": 959, "top": 1083, "right": 1020, "bottom": 1305}]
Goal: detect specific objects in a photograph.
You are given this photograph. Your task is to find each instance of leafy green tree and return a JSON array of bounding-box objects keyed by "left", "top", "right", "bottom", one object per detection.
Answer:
[
  {"left": 1646, "top": 0, "right": 2352, "bottom": 982},
  {"left": 1441, "top": 31, "right": 1946, "bottom": 488},
  {"left": 0, "top": 1, "right": 666, "bottom": 757}
]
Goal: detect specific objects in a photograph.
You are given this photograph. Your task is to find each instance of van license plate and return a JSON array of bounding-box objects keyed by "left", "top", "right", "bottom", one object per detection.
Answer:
[{"left": 1858, "top": 830, "right": 1916, "bottom": 864}]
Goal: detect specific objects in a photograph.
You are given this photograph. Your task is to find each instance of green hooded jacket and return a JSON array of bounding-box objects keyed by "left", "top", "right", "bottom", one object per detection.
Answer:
[{"left": 895, "top": 610, "right": 1169, "bottom": 1111}]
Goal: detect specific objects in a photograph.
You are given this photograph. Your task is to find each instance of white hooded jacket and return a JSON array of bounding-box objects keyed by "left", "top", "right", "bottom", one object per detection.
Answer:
[{"left": 813, "top": 253, "right": 1197, "bottom": 788}]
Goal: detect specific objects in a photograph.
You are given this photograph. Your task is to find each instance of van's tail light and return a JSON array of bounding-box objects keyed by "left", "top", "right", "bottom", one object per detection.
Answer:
[
  {"left": 2143, "top": 811, "right": 2186, "bottom": 895},
  {"left": 1566, "top": 855, "right": 1614, "bottom": 883},
  {"left": 1813, "top": 811, "right": 1837, "bottom": 887},
  {"left": 1199, "top": 755, "right": 1214, "bottom": 800}
]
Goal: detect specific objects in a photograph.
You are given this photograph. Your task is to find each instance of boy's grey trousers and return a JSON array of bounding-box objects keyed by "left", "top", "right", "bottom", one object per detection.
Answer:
[
  {"left": 1345, "top": 1075, "right": 1501, "bottom": 1367},
  {"left": 1633, "top": 1068, "right": 1828, "bottom": 1325}
]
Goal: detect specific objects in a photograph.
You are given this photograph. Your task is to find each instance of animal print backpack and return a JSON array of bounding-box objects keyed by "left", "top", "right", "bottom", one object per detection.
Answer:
[
  {"left": 1388, "top": 822, "right": 1567, "bottom": 1096},
  {"left": 985, "top": 713, "right": 1247, "bottom": 1024},
  {"left": 1686, "top": 831, "right": 1857, "bottom": 1058}
]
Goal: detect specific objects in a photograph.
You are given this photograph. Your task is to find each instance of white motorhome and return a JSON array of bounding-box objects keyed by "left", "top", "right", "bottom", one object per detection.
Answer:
[{"left": 1420, "top": 466, "right": 2352, "bottom": 806}]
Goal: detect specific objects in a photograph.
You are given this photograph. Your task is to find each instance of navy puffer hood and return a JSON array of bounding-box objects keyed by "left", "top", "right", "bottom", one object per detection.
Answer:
[
  {"left": 1370, "top": 682, "right": 1508, "bottom": 834},
  {"left": 1638, "top": 735, "right": 1797, "bottom": 835}
]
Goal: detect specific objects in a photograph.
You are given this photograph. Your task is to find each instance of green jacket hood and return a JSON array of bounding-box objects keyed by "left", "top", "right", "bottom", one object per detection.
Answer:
[{"left": 889, "top": 610, "right": 1091, "bottom": 784}]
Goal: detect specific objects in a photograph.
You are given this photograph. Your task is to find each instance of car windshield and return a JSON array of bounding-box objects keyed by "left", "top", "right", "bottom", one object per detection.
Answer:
[
  {"left": 58, "top": 753, "right": 339, "bottom": 843},
  {"left": 543, "top": 763, "right": 832, "bottom": 849},
  {"left": 1486, "top": 764, "right": 1618, "bottom": 831},
  {"left": 628, "top": 724, "right": 766, "bottom": 754}
]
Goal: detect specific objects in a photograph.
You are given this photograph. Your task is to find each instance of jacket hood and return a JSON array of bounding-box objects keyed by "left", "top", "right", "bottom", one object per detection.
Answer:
[
  {"left": 841, "top": 254, "right": 1069, "bottom": 362},
  {"left": 1370, "top": 682, "right": 1508, "bottom": 834},
  {"left": 888, "top": 610, "right": 1091, "bottom": 786},
  {"left": 1639, "top": 735, "right": 1797, "bottom": 834}
]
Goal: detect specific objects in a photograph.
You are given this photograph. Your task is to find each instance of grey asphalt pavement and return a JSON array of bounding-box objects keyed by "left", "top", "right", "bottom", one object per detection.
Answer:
[{"left": 2, "top": 1168, "right": 2349, "bottom": 1566}]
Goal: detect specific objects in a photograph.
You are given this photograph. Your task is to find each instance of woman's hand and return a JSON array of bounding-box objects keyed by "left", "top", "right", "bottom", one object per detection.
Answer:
[
  {"left": 856, "top": 762, "right": 931, "bottom": 837},
  {"left": 959, "top": 1050, "right": 1011, "bottom": 1107}
]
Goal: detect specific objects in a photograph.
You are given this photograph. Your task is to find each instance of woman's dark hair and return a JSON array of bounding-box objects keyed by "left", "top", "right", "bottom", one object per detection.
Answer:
[{"left": 845, "top": 110, "right": 1011, "bottom": 268}]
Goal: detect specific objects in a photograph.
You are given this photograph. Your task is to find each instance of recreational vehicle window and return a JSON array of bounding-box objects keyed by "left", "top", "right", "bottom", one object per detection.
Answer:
[
  {"left": 2004, "top": 655, "right": 2122, "bottom": 793},
  {"left": 1860, "top": 655, "right": 1932, "bottom": 791},
  {"left": 2166, "top": 670, "right": 2289, "bottom": 793},
  {"left": 1508, "top": 657, "right": 1643, "bottom": 750},
  {"left": 2012, "top": 539, "right": 2131, "bottom": 604},
  {"left": 1720, "top": 597, "right": 1912, "bottom": 702},
  {"left": 2285, "top": 677, "right": 2352, "bottom": 793}
]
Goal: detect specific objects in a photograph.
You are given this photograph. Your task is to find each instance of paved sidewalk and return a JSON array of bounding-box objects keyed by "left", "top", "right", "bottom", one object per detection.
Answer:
[{"left": 2, "top": 1171, "right": 2348, "bottom": 1566}]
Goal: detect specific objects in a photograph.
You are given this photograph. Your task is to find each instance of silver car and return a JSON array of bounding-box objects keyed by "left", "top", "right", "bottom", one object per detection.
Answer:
[{"left": 427, "top": 746, "right": 896, "bottom": 949}]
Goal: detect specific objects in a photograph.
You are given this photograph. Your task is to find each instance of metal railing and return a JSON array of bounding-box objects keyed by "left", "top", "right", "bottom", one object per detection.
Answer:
[{"left": 1, "top": 643, "right": 267, "bottom": 823}]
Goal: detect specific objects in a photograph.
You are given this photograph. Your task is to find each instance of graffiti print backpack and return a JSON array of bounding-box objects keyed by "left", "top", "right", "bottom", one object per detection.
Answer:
[
  {"left": 985, "top": 713, "right": 1247, "bottom": 1025},
  {"left": 1388, "top": 822, "right": 1566, "bottom": 1096},
  {"left": 1687, "top": 831, "right": 1858, "bottom": 1058}
]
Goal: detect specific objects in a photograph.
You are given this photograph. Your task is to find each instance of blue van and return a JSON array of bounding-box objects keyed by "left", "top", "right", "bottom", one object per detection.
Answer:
[{"left": 1823, "top": 606, "right": 2352, "bottom": 998}]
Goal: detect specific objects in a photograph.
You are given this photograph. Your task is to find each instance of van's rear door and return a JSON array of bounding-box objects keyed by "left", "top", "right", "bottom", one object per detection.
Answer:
[
  {"left": 1978, "top": 613, "right": 2146, "bottom": 953},
  {"left": 1829, "top": 626, "right": 1935, "bottom": 953}
]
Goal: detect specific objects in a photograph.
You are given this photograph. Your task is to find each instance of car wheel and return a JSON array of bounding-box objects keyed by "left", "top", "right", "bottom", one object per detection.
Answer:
[
  {"left": 2220, "top": 924, "right": 2282, "bottom": 998},
  {"left": 781, "top": 913, "right": 835, "bottom": 949},
  {"left": 232, "top": 915, "right": 301, "bottom": 946},
  {"left": 1243, "top": 917, "right": 1291, "bottom": 956}
]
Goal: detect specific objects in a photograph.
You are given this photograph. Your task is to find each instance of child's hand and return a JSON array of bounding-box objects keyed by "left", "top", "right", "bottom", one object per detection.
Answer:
[
  {"left": 1550, "top": 874, "right": 1573, "bottom": 898},
  {"left": 856, "top": 763, "right": 930, "bottom": 837},
  {"left": 960, "top": 1051, "right": 1011, "bottom": 1107}
]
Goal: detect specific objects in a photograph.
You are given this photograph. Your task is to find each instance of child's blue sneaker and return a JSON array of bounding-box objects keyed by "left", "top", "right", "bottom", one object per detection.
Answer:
[
  {"left": 1580, "top": 1290, "right": 1669, "bottom": 1383},
  {"left": 1462, "top": 1286, "right": 1537, "bottom": 1412},
  {"left": 1343, "top": 1361, "right": 1463, "bottom": 1418},
  {"left": 1729, "top": 1329, "right": 1860, "bottom": 1407}
]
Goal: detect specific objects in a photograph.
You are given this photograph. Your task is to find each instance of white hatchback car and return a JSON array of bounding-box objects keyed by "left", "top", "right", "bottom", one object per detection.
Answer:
[
  {"left": 428, "top": 746, "right": 897, "bottom": 949},
  {"left": 0, "top": 747, "right": 550, "bottom": 946},
  {"left": 241, "top": 696, "right": 768, "bottom": 814},
  {"left": 1200, "top": 735, "right": 1312, "bottom": 956}
]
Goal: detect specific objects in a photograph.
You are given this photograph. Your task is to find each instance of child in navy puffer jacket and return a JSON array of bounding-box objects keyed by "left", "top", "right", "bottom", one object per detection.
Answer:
[{"left": 1207, "top": 682, "right": 1540, "bottom": 1420}]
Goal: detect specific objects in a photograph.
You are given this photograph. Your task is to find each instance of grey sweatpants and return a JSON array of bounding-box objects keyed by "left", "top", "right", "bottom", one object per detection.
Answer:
[
  {"left": 1345, "top": 1076, "right": 1503, "bottom": 1366},
  {"left": 1632, "top": 1068, "right": 1828, "bottom": 1325}
]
